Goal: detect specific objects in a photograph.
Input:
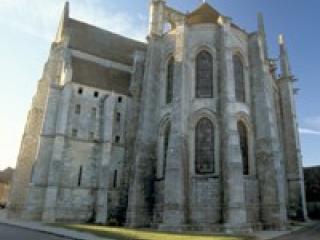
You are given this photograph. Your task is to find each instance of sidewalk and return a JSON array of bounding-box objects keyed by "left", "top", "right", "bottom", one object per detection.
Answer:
[
  {"left": 253, "top": 229, "right": 296, "bottom": 240},
  {"left": 0, "top": 209, "right": 313, "bottom": 240},
  {"left": 252, "top": 222, "right": 314, "bottom": 240},
  {"left": 0, "top": 210, "right": 111, "bottom": 240}
]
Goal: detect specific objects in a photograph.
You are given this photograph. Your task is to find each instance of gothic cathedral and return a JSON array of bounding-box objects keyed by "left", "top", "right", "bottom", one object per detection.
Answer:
[{"left": 7, "top": 1, "right": 307, "bottom": 232}]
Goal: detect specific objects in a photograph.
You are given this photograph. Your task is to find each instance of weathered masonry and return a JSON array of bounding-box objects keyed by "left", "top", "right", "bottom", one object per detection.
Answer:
[{"left": 8, "top": 1, "right": 307, "bottom": 233}]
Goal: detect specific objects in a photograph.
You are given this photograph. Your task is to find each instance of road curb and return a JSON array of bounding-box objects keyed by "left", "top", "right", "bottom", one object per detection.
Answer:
[
  {"left": 269, "top": 221, "right": 317, "bottom": 240},
  {"left": 0, "top": 221, "right": 77, "bottom": 239},
  {"left": 0, "top": 218, "right": 109, "bottom": 240},
  {"left": 250, "top": 221, "right": 316, "bottom": 240}
]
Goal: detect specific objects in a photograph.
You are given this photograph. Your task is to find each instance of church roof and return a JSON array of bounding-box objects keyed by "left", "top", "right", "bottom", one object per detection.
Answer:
[
  {"left": 0, "top": 168, "right": 14, "bottom": 184},
  {"left": 186, "top": 3, "right": 247, "bottom": 33},
  {"left": 186, "top": 3, "right": 221, "bottom": 25},
  {"left": 68, "top": 19, "right": 147, "bottom": 66},
  {"left": 72, "top": 57, "right": 131, "bottom": 95}
]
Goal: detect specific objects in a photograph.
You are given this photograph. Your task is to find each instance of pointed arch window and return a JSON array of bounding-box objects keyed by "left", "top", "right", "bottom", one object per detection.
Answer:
[
  {"left": 196, "top": 51, "right": 213, "bottom": 98},
  {"left": 233, "top": 55, "right": 246, "bottom": 102},
  {"left": 162, "top": 123, "right": 171, "bottom": 177},
  {"left": 166, "top": 57, "right": 174, "bottom": 104},
  {"left": 238, "top": 121, "right": 249, "bottom": 175},
  {"left": 195, "top": 118, "right": 215, "bottom": 174}
]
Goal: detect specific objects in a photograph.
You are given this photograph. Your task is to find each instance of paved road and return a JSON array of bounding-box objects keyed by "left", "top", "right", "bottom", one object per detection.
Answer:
[
  {"left": 0, "top": 223, "right": 72, "bottom": 240},
  {"left": 274, "top": 222, "right": 320, "bottom": 240}
]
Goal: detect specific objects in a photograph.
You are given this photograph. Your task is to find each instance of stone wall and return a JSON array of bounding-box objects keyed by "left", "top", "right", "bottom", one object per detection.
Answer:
[
  {"left": 10, "top": 5, "right": 146, "bottom": 223},
  {"left": 0, "top": 168, "right": 13, "bottom": 206},
  {"left": 23, "top": 81, "right": 130, "bottom": 223},
  {"left": 0, "top": 183, "right": 10, "bottom": 206},
  {"left": 244, "top": 178, "right": 260, "bottom": 226},
  {"left": 189, "top": 177, "right": 221, "bottom": 227},
  {"left": 71, "top": 57, "right": 131, "bottom": 94},
  {"left": 304, "top": 166, "right": 320, "bottom": 219}
]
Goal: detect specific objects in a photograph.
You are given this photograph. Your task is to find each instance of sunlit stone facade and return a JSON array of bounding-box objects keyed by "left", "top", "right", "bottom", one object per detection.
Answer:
[{"left": 8, "top": 1, "right": 307, "bottom": 232}]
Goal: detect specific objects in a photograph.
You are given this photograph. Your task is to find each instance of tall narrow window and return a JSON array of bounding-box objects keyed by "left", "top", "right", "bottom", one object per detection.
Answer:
[
  {"left": 116, "top": 112, "right": 121, "bottom": 122},
  {"left": 72, "top": 129, "right": 78, "bottom": 137},
  {"left": 166, "top": 57, "right": 174, "bottom": 104},
  {"left": 91, "top": 107, "right": 97, "bottom": 119},
  {"left": 163, "top": 123, "right": 171, "bottom": 177},
  {"left": 75, "top": 104, "right": 81, "bottom": 115},
  {"left": 78, "top": 166, "right": 83, "bottom": 186},
  {"left": 233, "top": 55, "right": 245, "bottom": 102},
  {"left": 89, "top": 132, "right": 95, "bottom": 139},
  {"left": 30, "top": 163, "right": 36, "bottom": 183},
  {"left": 238, "top": 121, "right": 249, "bottom": 175},
  {"left": 196, "top": 51, "right": 213, "bottom": 98},
  {"left": 113, "top": 170, "right": 118, "bottom": 188},
  {"left": 195, "top": 118, "right": 215, "bottom": 174}
]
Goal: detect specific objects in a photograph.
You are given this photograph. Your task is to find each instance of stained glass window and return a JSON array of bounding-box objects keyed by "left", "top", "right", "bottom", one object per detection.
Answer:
[
  {"left": 195, "top": 118, "right": 215, "bottom": 174},
  {"left": 163, "top": 123, "right": 171, "bottom": 177},
  {"left": 233, "top": 55, "right": 245, "bottom": 102},
  {"left": 196, "top": 51, "right": 213, "bottom": 98},
  {"left": 166, "top": 57, "right": 174, "bottom": 104},
  {"left": 238, "top": 121, "right": 249, "bottom": 175}
]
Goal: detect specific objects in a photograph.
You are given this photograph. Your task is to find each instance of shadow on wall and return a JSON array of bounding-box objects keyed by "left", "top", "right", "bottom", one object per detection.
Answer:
[{"left": 304, "top": 166, "right": 320, "bottom": 219}]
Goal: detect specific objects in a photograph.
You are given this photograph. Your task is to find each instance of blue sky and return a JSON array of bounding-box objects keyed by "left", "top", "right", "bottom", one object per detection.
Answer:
[{"left": 0, "top": 0, "right": 319, "bottom": 170}]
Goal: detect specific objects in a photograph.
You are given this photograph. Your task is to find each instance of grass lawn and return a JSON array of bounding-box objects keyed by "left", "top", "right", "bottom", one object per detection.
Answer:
[{"left": 55, "top": 224, "right": 255, "bottom": 240}]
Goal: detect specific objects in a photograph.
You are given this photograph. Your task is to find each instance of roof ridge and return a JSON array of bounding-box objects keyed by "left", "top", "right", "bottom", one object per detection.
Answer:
[{"left": 69, "top": 18, "right": 147, "bottom": 46}]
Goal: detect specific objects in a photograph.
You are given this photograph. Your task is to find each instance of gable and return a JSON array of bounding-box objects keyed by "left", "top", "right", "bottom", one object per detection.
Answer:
[{"left": 187, "top": 3, "right": 221, "bottom": 25}]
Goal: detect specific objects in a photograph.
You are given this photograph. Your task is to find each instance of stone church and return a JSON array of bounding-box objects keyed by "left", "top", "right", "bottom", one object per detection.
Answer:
[{"left": 7, "top": 0, "right": 308, "bottom": 232}]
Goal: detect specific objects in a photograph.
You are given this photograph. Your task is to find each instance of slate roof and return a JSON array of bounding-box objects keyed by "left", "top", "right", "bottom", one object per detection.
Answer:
[
  {"left": 68, "top": 19, "right": 147, "bottom": 66},
  {"left": 71, "top": 57, "right": 131, "bottom": 95}
]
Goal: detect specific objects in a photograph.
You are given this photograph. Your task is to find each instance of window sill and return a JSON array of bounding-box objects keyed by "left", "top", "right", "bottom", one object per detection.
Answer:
[{"left": 192, "top": 174, "right": 219, "bottom": 179}]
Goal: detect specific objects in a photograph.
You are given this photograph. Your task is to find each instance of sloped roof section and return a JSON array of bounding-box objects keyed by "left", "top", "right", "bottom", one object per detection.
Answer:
[
  {"left": 187, "top": 3, "right": 221, "bottom": 25},
  {"left": 72, "top": 57, "right": 131, "bottom": 95},
  {"left": 68, "top": 19, "right": 147, "bottom": 66},
  {"left": 0, "top": 168, "right": 14, "bottom": 184}
]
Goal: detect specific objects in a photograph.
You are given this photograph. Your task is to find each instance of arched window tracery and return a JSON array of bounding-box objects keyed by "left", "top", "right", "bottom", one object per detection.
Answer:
[
  {"left": 196, "top": 51, "right": 213, "bottom": 98},
  {"left": 233, "top": 55, "right": 246, "bottom": 102},
  {"left": 195, "top": 118, "right": 215, "bottom": 174}
]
